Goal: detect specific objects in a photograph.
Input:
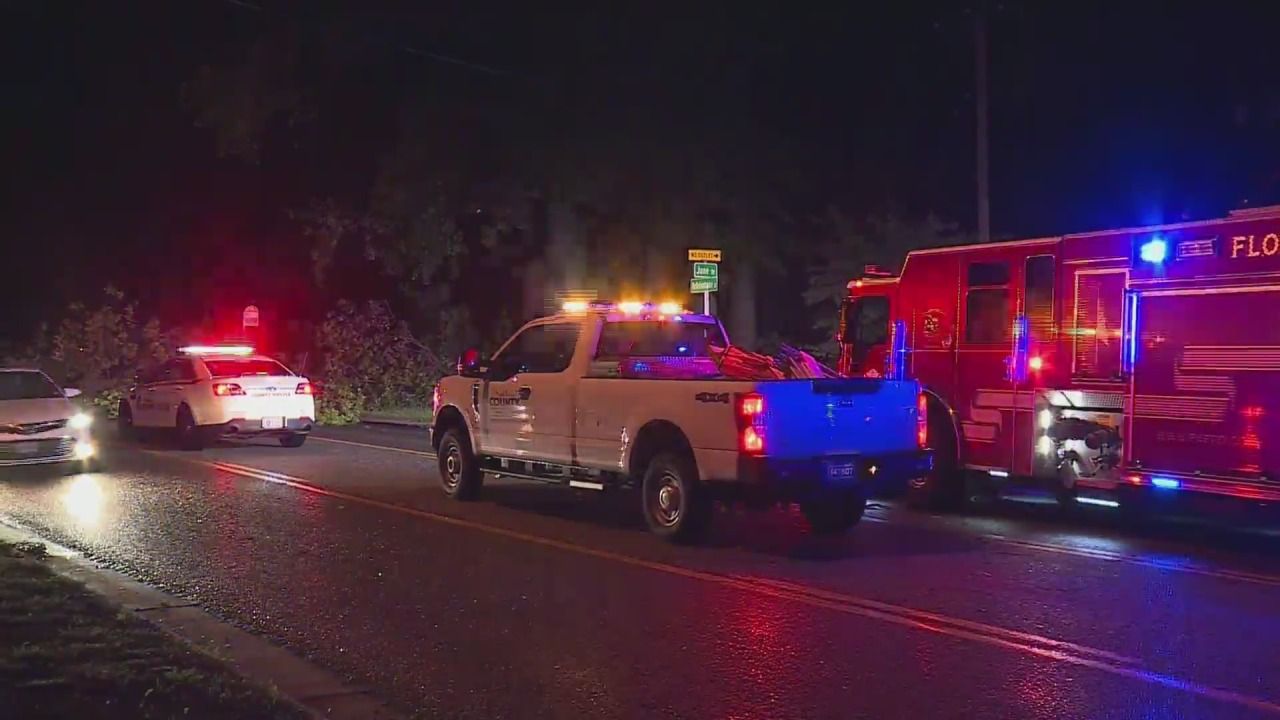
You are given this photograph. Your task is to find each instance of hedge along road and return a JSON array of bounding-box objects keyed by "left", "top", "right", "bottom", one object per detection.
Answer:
[{"left": 2, "top": 424, "right": 1280, "bottom": 718}]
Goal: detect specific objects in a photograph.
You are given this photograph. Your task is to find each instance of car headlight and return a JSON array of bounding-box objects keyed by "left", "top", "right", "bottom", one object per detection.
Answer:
[{"left": 69, "top": 413, "right": 93, "bottom": 430}]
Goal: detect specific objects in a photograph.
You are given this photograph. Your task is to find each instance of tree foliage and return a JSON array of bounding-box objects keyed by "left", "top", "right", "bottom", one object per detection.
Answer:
[
  {"left": 47, "top": 287, "right": 173, "bottom": 414},
  {"left": 805, "top": 212, "right": 969, "bottom": 356},
  {"left": 313, "top": 300, "right": 450, "bottom": 424}
]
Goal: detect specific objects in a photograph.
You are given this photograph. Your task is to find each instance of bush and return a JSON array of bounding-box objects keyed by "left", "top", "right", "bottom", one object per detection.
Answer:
[
  {"left": 46, "top": 288, "right": 172, "bottom": 416},
  {"left": 314, "top": 300, "right": 449, "bottom": 424}
]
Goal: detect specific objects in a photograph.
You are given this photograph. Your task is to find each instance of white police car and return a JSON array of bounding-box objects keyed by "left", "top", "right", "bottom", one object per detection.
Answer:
[
  {"left": 119, "top": 345, "right": 316, "bottom": 450},
  {"left": 0, "top": 369, "right": 96, "bottom": 469}
]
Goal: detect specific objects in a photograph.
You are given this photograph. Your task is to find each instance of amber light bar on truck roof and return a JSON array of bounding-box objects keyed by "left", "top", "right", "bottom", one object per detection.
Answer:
[{"left": 179, "top": 345, "right": 255, "bottom": 356}]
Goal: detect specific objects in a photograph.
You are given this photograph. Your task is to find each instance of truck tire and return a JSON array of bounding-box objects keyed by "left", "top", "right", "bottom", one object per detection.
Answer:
[
  {"left": 907, "top": 404, "right": 966, "bottom": 512},
  {"left": 438, "top": 428, "right": 482, "bottom": 500},
  {"left": 802, "top": 491, "right": 867, "bottom": 535},
  {"left": 642, "top": 451, "right": 712, "bottom": 543},
  {"left": 279, "top": 433, "right": 307, "bottom": 448}
]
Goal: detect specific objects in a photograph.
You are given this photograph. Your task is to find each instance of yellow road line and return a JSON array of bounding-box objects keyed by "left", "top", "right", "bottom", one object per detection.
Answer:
[{"left": 202, "top": 458, "right": 1280, "bottom": 716}]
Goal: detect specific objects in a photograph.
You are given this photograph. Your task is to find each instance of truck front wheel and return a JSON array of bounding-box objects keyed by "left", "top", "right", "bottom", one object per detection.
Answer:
[
  {"left": 642, "top": 452, "right": 712, "bottom": 543},
  {"left": 802, "top": 491, "right": 867, "bottom": 535},
  {"left": 438, "top": 429, "right": 482, "bottom": 500},
  {"left": 907, "top": 404, "right": 966, "bottom": 512}
]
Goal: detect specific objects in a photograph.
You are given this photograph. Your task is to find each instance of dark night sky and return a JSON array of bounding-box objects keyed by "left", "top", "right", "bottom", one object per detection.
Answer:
[{"left": 3, "top": 1, "right": 1280, "bottom": 344}]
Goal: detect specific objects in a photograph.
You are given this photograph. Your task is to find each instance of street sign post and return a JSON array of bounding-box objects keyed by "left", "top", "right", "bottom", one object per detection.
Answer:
[{"left": 687, "top": 249, "right": 722, "bottom": 314}]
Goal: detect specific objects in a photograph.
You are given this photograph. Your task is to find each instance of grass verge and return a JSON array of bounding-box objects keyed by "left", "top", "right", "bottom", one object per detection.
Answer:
[
  {"left": 360, "top": 405, "right": 432, "bottom": 425},
  {"left": 0, "top": 540, "right": 308, "bottom": 720}
]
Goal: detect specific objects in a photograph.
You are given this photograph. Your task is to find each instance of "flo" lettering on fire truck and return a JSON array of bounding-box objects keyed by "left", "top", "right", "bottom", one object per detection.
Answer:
[{"left": 1231, "top": 233, "right": 1280, "bottom": 258}]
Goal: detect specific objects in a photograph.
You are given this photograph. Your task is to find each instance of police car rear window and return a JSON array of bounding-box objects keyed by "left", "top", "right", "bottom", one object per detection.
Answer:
[{"left": 203, "top": 359, "right": 292, "bottom": 378}]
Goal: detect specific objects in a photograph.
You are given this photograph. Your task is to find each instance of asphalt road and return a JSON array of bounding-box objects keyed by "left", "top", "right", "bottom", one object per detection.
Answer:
[{"left": 4, "top": 424, "right": 1280, "bottom": 719}]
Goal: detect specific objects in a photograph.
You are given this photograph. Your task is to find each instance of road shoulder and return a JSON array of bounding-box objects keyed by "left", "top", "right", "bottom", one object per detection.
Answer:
[{"left": 0, "top": 521, "right": 401, "bottom": 720}]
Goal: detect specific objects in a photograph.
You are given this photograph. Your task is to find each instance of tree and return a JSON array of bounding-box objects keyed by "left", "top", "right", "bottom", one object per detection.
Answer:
[
  {"left": 805, "top": 212, "right": 968, "bottom": 356},
  {"left": 48, "top": 287, "right": 173, "bottom": 414}
]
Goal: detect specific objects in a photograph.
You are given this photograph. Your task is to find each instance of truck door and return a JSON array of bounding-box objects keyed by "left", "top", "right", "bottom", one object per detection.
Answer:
[
  {"left": 482, "top": 322, "right": 579, "bottom": 462},
  {"left": 1011, "top": 254, "right": 1057, "bottom": 475},
  {"left": 840, "top": 295, "right": 891, "bottom": 377},
  {"left": 956, "top": 259, "right": 1016, "bottom": 471}
]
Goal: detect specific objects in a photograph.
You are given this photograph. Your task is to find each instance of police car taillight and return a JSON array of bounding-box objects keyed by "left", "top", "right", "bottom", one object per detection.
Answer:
[
  {"left": 295, "top": 382, "right": 313, "bottom": 395},
  {"left": 212, "top": 382, "right": 245, "bottom": 397}
]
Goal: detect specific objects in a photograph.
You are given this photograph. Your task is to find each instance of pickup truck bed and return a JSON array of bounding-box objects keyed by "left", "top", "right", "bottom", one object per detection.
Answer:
[{"left": 431, "top": 306, "right": 930, "bottom": 542}]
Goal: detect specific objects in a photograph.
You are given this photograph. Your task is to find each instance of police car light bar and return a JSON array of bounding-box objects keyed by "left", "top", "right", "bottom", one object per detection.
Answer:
[
  {"left": 561, "top": 300, "right": 689, "bottom": 315},
  {"left": 179, "top": 345, "right": 255, "bottom": 356}
]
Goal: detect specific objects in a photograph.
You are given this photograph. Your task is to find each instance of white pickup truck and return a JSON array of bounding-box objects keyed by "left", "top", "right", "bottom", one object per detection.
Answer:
[{"left": 430, "top": 302, "right": 931, "bottom": 542}]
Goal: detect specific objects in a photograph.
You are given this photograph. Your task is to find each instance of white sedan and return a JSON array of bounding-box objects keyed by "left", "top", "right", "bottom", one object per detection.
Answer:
[
  {"left": 119, "top": 346, "right": 316, "bottom": 450},
  {"left": 0, "top": 369, "right": 96, "bottom": 468}
]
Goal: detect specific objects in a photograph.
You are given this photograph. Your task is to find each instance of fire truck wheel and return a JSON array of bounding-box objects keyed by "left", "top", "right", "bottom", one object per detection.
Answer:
[
  {"left": 642, "top": 451, "right": 713, "bottom": 544},
  {"left": 907, "top": 405, "right": 966, "bottom": 511},
  {"left": 438, "top": 428, "right": 483, "bottom": 500},
  {"left": 802, "top": 491, "right": 867, "bottom": 535}
]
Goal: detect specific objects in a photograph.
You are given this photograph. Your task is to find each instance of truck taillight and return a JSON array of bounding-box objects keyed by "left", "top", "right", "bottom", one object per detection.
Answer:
[
  {"left": 213, "top": 382, "right": 245, "bottom": 397},
  {"left": 736, "top": 392, "right": 766, "bottom": 455},
  {"left": 432, "top": 385, "right": 441, "bottom": 414},
  {"left": 295, "top": 382, "right": 314, "bottom": 395},
  {"left": 916, "top": 392, "right": 928, "bottom": 448}
]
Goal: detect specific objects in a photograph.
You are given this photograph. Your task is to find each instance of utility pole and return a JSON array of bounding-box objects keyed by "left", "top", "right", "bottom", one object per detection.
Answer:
[{"left": 975, "top": 3, "right": 991, "bottom": 245}]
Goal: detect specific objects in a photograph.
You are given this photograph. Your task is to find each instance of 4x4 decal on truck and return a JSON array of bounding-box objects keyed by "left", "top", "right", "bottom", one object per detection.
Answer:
[{"left": 694, "top": 392, "right": 730, "bottom": 404}]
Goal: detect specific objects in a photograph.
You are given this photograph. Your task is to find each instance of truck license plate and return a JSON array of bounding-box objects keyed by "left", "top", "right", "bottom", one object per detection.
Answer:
[
  {"left": 262, "top": 417, "right": 284, "bottom": 430},
  {"left": 825, "top": 462, "right": 857, "bottom": 482}
]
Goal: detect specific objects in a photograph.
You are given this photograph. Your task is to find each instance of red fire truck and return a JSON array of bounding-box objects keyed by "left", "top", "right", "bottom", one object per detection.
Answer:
[{"left": 839, "top": 206, "right": 1279, "bottom": 512}]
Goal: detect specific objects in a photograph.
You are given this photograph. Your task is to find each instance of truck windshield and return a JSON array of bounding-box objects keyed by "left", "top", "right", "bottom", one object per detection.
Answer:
[
  {"left": 0, "top": 371, "right": 63, "bottom": 400},
  {"left": 595, "top": 321, "right": 727, "bottom": 359}
]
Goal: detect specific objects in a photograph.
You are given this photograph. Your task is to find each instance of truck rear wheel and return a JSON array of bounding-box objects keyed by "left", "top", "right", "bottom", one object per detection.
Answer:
[
  {"left": 802, "top": 491, "right": 867, "bottom": 535},
  {"left": 642, "top": 452, "right": 712, "bottom": 543},
  {"left": 438, "top": 428, "right": 482, "bottom": 500}
]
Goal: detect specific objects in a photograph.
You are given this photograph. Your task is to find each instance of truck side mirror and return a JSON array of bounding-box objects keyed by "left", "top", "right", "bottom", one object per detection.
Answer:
[{"left": 457, "top": 348, "right": 486, "bottom": 377}]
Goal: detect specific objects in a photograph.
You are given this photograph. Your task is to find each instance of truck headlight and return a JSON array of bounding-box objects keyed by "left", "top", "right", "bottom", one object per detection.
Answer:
[
  {"left": 69, "top": 413, "right": 93, "bottom": 430},
  {"left": 74, "top": 441, "right": 96, "bottom": 460}
]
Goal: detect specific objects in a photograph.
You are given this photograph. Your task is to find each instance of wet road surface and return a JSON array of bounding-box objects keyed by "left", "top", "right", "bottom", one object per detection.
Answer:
[{"left": 3, "top": 424, "right": 1280, "bottom": 718}]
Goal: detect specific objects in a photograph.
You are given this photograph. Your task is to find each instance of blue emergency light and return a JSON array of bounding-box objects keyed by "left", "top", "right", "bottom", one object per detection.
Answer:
[{"left": 1139, "top": 237, "right": 1168, "bottom": 264}]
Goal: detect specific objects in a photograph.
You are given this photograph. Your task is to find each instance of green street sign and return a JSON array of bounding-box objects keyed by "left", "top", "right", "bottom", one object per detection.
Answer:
[
  {"left": 690, "top": 277, "right": 718, "bottom": 293},
  {"left": 692, "top": 262, "right": 718, "bottom": 280}
]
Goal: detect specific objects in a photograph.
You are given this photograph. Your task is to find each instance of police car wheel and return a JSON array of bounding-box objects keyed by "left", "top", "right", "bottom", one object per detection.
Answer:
[
  {"left": 438, "top": 428, "right": 481, "bottom": 500},
  {"left": 175, "top": 405, "right": 205, "bottom": 451}
]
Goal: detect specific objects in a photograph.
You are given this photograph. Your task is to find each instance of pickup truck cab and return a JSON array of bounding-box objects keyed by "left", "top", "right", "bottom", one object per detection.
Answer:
[{"left": 431, "top": 302, "right": 930, "bottom": 542}]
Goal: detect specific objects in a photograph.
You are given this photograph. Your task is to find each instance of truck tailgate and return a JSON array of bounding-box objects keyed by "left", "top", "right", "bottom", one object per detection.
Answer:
[{"left": 757, "top": 378, "right": 920, "bottom": 460}]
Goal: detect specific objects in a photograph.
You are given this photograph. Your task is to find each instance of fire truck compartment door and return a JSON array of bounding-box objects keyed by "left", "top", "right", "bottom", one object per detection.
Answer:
[{"left": 1129, "top": 286, "right": 1279, "bottom": 481}]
